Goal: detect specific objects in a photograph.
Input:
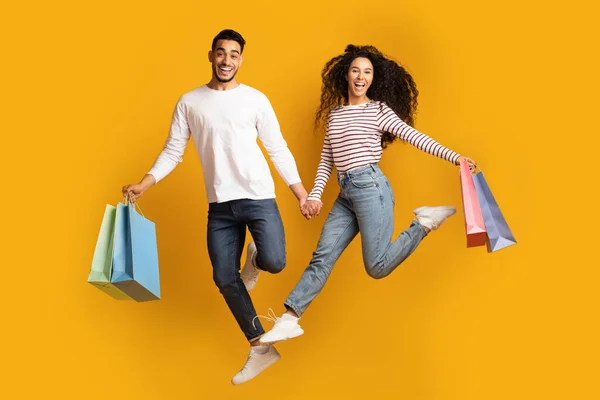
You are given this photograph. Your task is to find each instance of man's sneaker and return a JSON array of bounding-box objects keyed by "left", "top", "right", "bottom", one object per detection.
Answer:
[
  {"left": 413, "top": 206, "right": 457, "bottom": 231},
  {"left": 240, "top": 242, "right": 260, "bottom": 291},
  {"left": 259, "top": 313, "right": 304, "bottom": 344},
  {"left": 231, "top": 345, "right": 280, "bottom": 385}
]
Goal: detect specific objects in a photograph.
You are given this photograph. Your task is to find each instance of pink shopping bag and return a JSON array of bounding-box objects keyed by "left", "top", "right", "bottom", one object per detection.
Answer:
[{"left": 459, "top": 159, "right": 487, "bottom": 247}]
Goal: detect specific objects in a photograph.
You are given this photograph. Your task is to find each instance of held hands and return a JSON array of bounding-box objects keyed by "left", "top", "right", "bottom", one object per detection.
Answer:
[{"left": 299, "top": 198, "right": 323, "bottom": 220}]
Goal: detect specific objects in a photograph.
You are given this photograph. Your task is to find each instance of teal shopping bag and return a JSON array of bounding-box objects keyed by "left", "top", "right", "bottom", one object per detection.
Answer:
[
  {"left": 87, "top": 205, "right": 132, "bottom": 300},
  {"left": 111, "top": 202, "right": 161, "bottom": 302}
]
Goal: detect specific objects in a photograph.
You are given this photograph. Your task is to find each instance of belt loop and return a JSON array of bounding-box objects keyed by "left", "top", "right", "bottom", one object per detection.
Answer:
[{"left": 370, "top": 164, "right": 376, "bottom": 172}]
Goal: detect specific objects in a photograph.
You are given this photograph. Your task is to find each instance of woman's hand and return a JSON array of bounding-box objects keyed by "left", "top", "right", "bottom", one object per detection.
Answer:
[
  {"left": 301, "top": 199, "right": 323, "bottom": 219},
  {"left": 457, "top": 156, "right": 477, "bottom": 171}
]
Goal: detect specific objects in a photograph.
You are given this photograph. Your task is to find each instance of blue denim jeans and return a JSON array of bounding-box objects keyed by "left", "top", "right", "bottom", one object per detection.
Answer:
[
  {"left": 207, "top": 198, "right": 286, "bottom": 341},
  {"left": 285, "top": 164, "right": 427, "bottom": 317}
]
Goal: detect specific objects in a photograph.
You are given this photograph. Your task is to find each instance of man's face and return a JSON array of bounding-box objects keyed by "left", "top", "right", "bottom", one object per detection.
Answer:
[{"left": 208, "top": 39, "right": 243, "bottom": 83}]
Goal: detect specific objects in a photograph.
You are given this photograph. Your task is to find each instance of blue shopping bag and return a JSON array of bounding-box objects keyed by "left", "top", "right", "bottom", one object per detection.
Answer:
[
  {"left": 472, "top": 171, "right": 517, "bottom": 252},
  {"left": 111, "top": 202, "right": 161, "bottom": 301}
]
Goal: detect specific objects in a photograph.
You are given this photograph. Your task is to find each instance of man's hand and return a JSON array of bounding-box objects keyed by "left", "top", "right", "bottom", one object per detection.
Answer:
[
  {"left": 299, "top": 196, "right": 312, "bottom": 220},
  {"left": 122, "top": 174, "right": 156, "bottom": 203},
  {"left": 302, "top": 199, "right": 323, "bottom": 219}
]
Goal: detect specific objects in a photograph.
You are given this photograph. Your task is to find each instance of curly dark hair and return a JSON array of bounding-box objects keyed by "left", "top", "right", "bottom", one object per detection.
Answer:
[{"left": 315, "top": 45, "right": 419, "bottom": 148}]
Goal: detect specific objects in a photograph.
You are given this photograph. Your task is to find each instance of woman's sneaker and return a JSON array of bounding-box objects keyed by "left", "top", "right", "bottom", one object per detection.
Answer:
[
  {"left": 413, "top": 206, "right": 457, "bottom": 230},
  {"left": 259, "top": 313, "right": 304, "bottom": 344}
]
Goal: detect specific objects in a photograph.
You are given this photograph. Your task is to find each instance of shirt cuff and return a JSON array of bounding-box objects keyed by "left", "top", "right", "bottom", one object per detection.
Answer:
[{"left": 147, "top": 170, "right": 162, "bottom": 184}]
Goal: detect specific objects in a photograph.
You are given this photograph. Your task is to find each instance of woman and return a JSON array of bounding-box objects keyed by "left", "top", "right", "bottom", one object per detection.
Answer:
[{"left": 258, "top": 45, "right": 476, "bottom": 343}]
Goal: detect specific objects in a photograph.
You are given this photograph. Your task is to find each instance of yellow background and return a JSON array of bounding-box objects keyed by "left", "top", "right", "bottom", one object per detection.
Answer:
[{"left": 1, "top": 0, "right": 598, "bottom": 399}]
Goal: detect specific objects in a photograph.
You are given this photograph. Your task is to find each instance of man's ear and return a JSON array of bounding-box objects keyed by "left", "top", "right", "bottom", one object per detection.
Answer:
[{"left": 208, "top": 50, "right": 213, "bottom": 62}]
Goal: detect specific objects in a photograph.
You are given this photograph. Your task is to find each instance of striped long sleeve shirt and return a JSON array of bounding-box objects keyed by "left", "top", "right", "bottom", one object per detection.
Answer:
[{"left": 307, "top": 100, "right": 460, "bottom": 201}]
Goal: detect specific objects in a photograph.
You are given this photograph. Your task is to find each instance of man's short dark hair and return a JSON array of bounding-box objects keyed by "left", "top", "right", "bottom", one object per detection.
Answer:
[{"left": 211, "top": 29, "right": 246, "bottom": 54}]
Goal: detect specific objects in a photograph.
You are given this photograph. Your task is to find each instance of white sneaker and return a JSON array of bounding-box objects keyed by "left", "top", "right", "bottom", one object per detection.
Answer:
[
  {"left": 259, "top": 313, "right": 304, "bottom": 344},
  {"left": 413, "top": 206, "right": 457, "bottom": 231},
  {"left": 240, "top": 242, "right": 260, "bottom": 291},
  {"left": 231, "top": 345, "right": 280, "bottom": 385}
]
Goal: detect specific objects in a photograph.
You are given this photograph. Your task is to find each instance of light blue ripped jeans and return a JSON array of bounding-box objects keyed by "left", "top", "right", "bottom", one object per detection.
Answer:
[{"left": 285, "top": 163, "right": 428, "bottom": 317}]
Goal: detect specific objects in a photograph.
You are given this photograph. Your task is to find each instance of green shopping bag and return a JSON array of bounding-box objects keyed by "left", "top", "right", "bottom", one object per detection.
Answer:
[{"left": 87, "top": 204, "right": 132, "bottom": 300}]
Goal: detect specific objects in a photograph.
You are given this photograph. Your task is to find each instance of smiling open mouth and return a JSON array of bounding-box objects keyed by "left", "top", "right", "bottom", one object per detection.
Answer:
[{"left": 354, "top": 82, "right": 366, "bottom": 89}]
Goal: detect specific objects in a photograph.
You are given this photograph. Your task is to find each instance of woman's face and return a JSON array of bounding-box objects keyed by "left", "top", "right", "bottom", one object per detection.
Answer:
[{"left": 346, "top": 57, "right": 373, "bottom": 102}]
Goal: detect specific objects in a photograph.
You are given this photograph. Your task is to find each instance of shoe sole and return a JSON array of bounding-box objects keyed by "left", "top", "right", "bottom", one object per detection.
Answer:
[
  {"left": 241, "top": 243, "right": 259, "bottom": 292},
  {"left": 241, "top": 271, "right": 259, "bottom": 292},
  {"left": 259, "top": 329, "right": 304, "bottom": 345},
  {"left": 413, "top": 206, "right": 456, "bottom": 216}
]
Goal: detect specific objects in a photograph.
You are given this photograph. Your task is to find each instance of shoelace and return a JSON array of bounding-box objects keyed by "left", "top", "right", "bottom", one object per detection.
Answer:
[
  {"left": 252, "top": 308, "right": 280, "bottom": 330},
  {"left": 237, "top": 351, "right": 256, "bottom": 376},
  {"left": 238, "top": 346, "right": 273, "bottom": 376}
]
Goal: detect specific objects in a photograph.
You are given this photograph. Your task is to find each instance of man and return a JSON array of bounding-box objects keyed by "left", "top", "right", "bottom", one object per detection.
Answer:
[{"left": 122, "top": 29, "right": 310, "bottom": 385}]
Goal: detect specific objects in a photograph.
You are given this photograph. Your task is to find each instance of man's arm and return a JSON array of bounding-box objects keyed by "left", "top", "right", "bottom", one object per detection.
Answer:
[
  {"left": 123, "top": 99, "right": 190, "bottom": 201},
  {"left": 256, "top": 98, "right": 302, "bottom": 185},
  {"left": 256, "top": 97, "right": 313, "bottom": 219}
]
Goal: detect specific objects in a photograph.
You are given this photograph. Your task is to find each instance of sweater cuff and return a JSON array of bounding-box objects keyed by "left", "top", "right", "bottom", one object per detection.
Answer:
[{"left": 451, "top": 153, "right": 461, "bottom": 165}]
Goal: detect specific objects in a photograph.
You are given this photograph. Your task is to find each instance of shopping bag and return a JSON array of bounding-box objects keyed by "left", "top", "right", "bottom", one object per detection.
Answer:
[
  {"left": 111, "top": 202, "right": 161, "bottom": 302},
  {"left": 87, "top": 205, "right": 132, "bottom": 300},
  {"left": 459, "top": 159, "right": 487, "bottom": 247},
  {"left": 473, "top": 171, "right": 517, "bottom": 252}
]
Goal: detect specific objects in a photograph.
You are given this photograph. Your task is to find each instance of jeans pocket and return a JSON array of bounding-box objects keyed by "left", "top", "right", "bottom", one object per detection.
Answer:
[{"left": 350, "top": 175, "right": 377, "bottom": 188}]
